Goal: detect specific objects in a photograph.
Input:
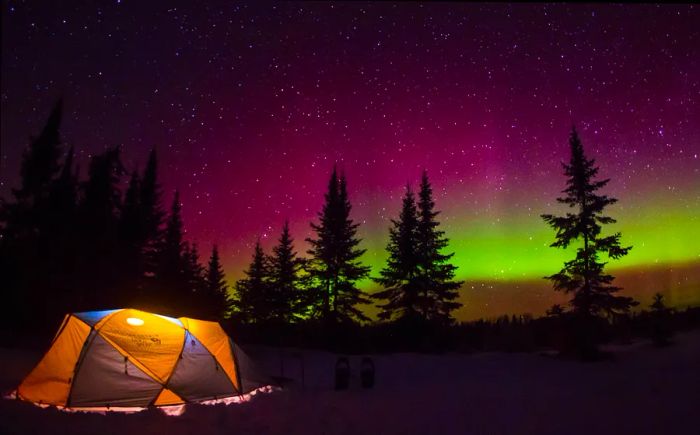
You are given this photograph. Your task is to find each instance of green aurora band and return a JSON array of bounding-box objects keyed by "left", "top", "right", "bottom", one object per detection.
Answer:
[{"left": 225, "top": 185, "right": 700, "bottom": 321}]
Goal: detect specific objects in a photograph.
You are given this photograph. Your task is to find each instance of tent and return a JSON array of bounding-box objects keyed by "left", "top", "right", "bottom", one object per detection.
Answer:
[{"left": 16, "top": 308, "right": 270, "bottom": 410}]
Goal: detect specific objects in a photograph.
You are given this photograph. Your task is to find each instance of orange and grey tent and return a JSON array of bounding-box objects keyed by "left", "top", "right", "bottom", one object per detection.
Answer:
[{"left": 16, "top": 308, "right": 269, "bottom": 409}]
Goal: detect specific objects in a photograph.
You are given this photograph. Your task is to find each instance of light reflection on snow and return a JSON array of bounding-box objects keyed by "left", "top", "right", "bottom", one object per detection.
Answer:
[{"left": 6, "top": 386, "right": 279, "bottom": 417}]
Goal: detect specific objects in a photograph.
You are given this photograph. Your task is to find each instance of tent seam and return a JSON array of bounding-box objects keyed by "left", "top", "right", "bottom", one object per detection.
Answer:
[
  {"left": 93, "top": 309, "right": 124, "bottom": 332},
  {"left": 187, "top": 325, "right": 240, "bottom": 394},
  {"left": 98, "top": 333, "right": 169, "bottom": 385},
  {"left": 230, "top": 337, "right": 244, "bottom": 395},
  {"left": 66, "top": 323, "right": 100, "bottom": 408},
  {"left": 147, "top": 327, "right": 189, "bottom": 407},
  {"left": 49, "top": 314, "right": 71, "bottom": 346}
]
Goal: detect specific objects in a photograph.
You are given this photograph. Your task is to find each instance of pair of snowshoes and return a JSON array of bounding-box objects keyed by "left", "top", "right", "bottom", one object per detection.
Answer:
[{"left": 334, "top": 357, "right": 375, "bottom": 390}]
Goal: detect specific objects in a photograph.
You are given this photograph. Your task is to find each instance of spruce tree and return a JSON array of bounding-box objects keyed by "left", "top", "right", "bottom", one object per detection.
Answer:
[
  {"left": 650, "top": 293, "right": 667, "bottom": 314},
  {"left": 119, "top": 171, "right": 142, "bottom": 245},
  {"left": 181, "top": 242, "right": 207, "bottom": 315},
  {"left": 161, "top": 191, "right": 184, "bottom": 276},
  {"left": 78, "top": 147, "right": 125, "bottom": 309},
  {"left": 415, "top": 170, "right": 463, "bottom": 324},
  {"left": 14, "top": 99, "right": 64, "bottom": 204},
  {"left": 49, "top": 146, "right": 79, "bottom": 223},
  {"left": 541, "top": 128, "right": 637, "bottom": 318},
  {"left": 41, "top": 146, "right": 81, "bottom": 318},
  {"left": 649, "top": 292, "right": 671, "bottom": 346},
  {"left": 1, "top": 100, "right": 68, "bottom": 331},
  {"left": 47, "top": 146, "right": 79, "bottom": 246},
  {"left": 81, "top": 147, "right": 124, "bottom": 225},
  {"left": 233, "top": 240, "right": 271, "bottom": 323},
  {"left": 373, "top": 184, "right": 421, "bottom": 321},
  {"left": 306, "top": 168, "right": 340, "bottom": 320},
  {"left": 117, "top": 171, "right": 143, "bottom": 303},
  {"left": 205, "top": 245, "right": 230, "bottom": 320},
  {"left": 47, "top": 146, "right": 80, "bottom": 266},
  {"left": 306, "top": 168, "right": 371, "bottom": 323},
  {"left": 153, "top": 191, "right": 187, "bottom": 312},
  {"left": 3, "top": 100, "right": 66, "bottom": 243},
  {"left": 269, "top": 220, "right": 306, "bottom": 322},
  {"left": 140, "top": 149, "right": 165, "bottom": 278}
]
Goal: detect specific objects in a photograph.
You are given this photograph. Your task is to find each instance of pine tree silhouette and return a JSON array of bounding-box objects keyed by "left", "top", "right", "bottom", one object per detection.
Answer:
[
  {"left": 233, "top": 240, "right": 271, "bottom": 323},
  {"left": 161, "top": 191, "right": 184, "bottom": 276},
  {"left": 650, "top": 293, "right": 666, "bottom": 313},
  {"left": 205, "top": 245, "right": 230, "bottom": 320},
  {"left": 373, "top": 184, "right": 421, "bottom": 321},
  {"left": 182, "top": 242, "right": 207, "bottom": 316},
  {"left": 650, "top": 292, "right": 672, "bottom": 346},
  {"left": 118, "top": 170, "right": 144, "bottom": 301},
  {"left": 541, "top": 127, "right": 637, "bottom": 318},
  {"left": 154, "top": 191, "right": 187, "bottom": 313},
  {"left": 78, "top": 146, "right": 125, "bottom": 309},
  {"left": 14, "top": 99, "right": 63, "bottom": 204},
  {"left": 415, "top": 171, "right": 463, "bottom": 324},
  {"left": 49, "top": 146, "right": 79, "bottom": 224},
  {"left": 45, "top": 146, "right": 81, "bottom": 316},
  {"left": 121, "top": 171, "right": 141, "bottom": 237},
  {"left": 1, "top": 100, "right": 69, "bottom": 332},
  {"left": 81, "top": 147, "right": 124, "bottom": 224},
  {"left": 0, "top": 101, "right": 213, "bottom": 334},
  {"left": 306, "top": 167, "right": 371, "bottom": 324},
  {"left": 268, "top": 220, "right": 306, "bottom": 322},
  {"left": 139, "top": 149, "right": 165, "bottom": 280},
  {"left": 3, "top": 100, "right": 66, "bottom": 245}
]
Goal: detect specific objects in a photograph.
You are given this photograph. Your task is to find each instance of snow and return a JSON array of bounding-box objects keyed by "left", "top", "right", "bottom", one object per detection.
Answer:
[{"left": 2, "top": 330, "right": 699, "bottom": 434}]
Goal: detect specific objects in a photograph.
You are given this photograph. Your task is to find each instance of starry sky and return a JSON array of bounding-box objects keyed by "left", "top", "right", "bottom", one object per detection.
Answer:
[{"left": 2, "top": 2, "right": 699, "bottom": 320}]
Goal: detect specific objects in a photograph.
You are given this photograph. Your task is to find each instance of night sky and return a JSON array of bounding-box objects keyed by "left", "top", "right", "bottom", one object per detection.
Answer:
[{"left": 2, "top": 2, "right": 699, "bottom": 320}]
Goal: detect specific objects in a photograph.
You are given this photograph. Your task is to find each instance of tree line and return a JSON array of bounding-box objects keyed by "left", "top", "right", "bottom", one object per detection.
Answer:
[
  {"left": 231, "top": 167, "right": 463, "bottom": 327},
  {"left": 0, "top": 101, "right": 464, "bottom": 338},
  {"left": 0, "top": 100, "right": 229, "bottom": 338},
  {"left": 2, "top": 101, "right": 645, "bottom": 356}
]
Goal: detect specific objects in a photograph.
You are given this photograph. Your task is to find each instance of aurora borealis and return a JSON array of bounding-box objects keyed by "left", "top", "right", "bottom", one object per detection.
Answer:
[{"left": 2, "top": 2, "right": 698, "bottom": 320}]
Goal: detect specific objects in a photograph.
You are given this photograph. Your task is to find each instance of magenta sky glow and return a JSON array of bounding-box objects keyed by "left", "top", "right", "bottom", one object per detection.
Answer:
[{"left": 2, "top": 2, "right": 698, "bottom": 319}]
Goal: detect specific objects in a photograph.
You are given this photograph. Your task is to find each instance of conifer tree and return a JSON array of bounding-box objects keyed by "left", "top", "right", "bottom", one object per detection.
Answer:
[
  {"left": 153, "top": 191, "right": 187, "bottom": 312},
  {"left": 117, "top": 171, "right": 143, "bottom": 303},
  {"left": 233, "top": 240, "right": 271, "bottom": 323},
  {"left": 306, "top": 168, "right": 371, "bottom": 323},
  {"left": 43, "top": 146, "right": 81, "bottom": 316},
  {"left": 649, "top": 292, "right": 672, "bottom": 346},
  {"left": 81, "top": 147, "right": 124, "bottom": 225},
  {"left": 373, "top": 184, "right": 421, "bottom": 321},
  {"left": 140, "top": 149, "right": 164, "bottom": 277},
  {"left": 49, "top": 146, "right": 79, "bottom": 222},
  {"left": 650, "top": 293, "right": 667, "bottom": 314},
  {"left": 120, "top": 171, "right": 142, "bottom": 243},
  {"left": 415, "top": 171, "right": 463, "bottom": 324},
  {"left": 3, "top": 100, "right": 66, "bottom": 243},
  {"left": 181, "top": 242, "right": 207, "bottom": 315},
  {"left": 14, "top": 99, "right": 64, "bottom": 204},
  {"left": 161, "top": 191, "right": 184, "bottom": 275},
  {"left": 269, "top": 221, "right": 306, "bottom": 322},
  {"left": 205, "top": 245, "right": 230, "bottom": 320},
  {"left": 0, "top": 100, "right": 68, "bottom": 330},
  {"left": 47, "top": 146, "right": 79, "bottom": 258},
  {"left": 78, "top": 146, "right": 124, "bottom": 309},
  {"left": 541, "top": 128, "right": 637, "bottom": 318}
]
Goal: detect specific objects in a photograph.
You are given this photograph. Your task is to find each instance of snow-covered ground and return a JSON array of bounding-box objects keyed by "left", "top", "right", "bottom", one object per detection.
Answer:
[{"left": 2, "top": 330, "right": 699, "bottom": 434}]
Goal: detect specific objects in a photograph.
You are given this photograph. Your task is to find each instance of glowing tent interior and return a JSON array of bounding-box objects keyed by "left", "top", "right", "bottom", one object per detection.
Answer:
[{"left": 15, "top": 308, "right": 270, "bottom": 410}]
